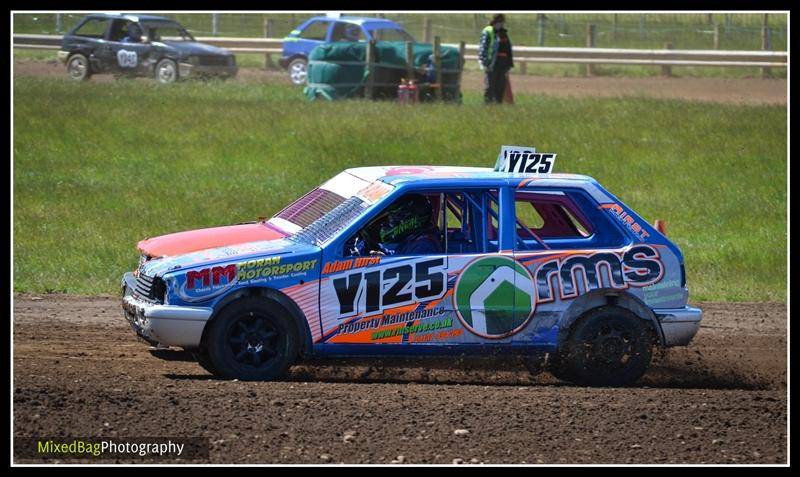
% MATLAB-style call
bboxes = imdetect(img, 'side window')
[443,189,499,254]
[73,18,108,38]
[342,189,501,257]
[109,20,132,42]
[330,22,363,42]
[299,21,331,41]
[343,193,443,257]
[514,191,594,250]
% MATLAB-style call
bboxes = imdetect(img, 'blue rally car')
[122,146,702,386]
[57,13,238,83]
[280,15,415,85]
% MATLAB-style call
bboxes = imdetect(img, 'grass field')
[13,77,786,301]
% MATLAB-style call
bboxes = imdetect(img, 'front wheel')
[553,306,654,386]
[205,297,298,380]
[288,57,307,85]
[155,58,178,84]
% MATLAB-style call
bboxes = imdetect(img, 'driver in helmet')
[355,194,442,256]
[122,23,142,43]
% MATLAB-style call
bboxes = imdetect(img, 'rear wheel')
[553,306,654,386]
[205,297,298,381]
[67,54,91,81]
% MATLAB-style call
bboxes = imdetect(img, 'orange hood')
[137,222,287,257]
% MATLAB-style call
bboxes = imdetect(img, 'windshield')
[268,171,394,245]
[143,21,195,42]
[368,28,414,42]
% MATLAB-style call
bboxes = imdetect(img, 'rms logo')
[533,245,664,302]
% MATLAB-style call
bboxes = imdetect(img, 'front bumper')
[57,50,70,65]
[121,273,212,348]
[178,63,238,79]
[278,56,290,69]
[655,306,703,346]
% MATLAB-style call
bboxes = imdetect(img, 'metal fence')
[13,12,788,52]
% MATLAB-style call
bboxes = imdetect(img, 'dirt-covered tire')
[67,53,91,81]
[155,58,178,84]
[553,306,654,387]
[205,296,298,381]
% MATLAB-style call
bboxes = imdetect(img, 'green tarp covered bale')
[304,41,462,102]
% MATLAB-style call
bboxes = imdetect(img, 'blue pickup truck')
[280,15,415,84]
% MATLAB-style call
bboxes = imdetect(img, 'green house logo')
[453,256,536,338]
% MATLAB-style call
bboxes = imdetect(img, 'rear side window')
[514,191,594,250]
[73,18,108,38]
[300,21,330,40]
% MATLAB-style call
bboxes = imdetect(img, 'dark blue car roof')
[86,13,175,22]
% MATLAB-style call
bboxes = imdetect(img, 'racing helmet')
[379,194,433,243]
[126,23,142,41]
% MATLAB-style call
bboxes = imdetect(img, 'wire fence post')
[433,35,442,101]
[761,26,772,78]
[458,40,466,96]
[423,18,432,43]
[713,23,720,49]
[55,13,62,34]
[639,15,646,39]
[262,19,274,69]
[585,24,596,77]
[212,13,219,36]
[611,14,617,41]
[537,14,546,46]
[706,13,713,25]
[661,42,673,77]
[365,39,375,100]
[405,41,414,83]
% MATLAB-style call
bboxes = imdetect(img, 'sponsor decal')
[322,256,381,275]
[453,256,536,339]
[494,145,556,174]
[236,257,317,281]
[356,181,394,205]
[117,50,138,68]
[642,279,683,305]
[600,203,651,241]
[336,306,447,336]
[534,245,664,302]
[328,258,447,319]
[177,257,318,303]
[371,318,453,341]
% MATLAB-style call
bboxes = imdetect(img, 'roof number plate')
[494,145,557,174]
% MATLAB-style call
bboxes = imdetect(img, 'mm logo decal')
[453,256,536,339]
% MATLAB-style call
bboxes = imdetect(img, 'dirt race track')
[13,60,787,105]
[13,294,786,464]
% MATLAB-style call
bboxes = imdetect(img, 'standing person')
[478,14,514,104]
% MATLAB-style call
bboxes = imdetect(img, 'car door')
[318,186,521,347]
[95,19,153,75]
